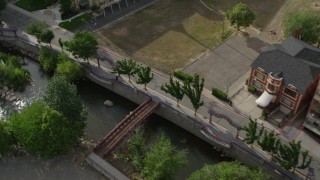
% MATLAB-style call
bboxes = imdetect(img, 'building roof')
[252,37,320,93]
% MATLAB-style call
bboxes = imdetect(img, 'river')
[0,57,226,179]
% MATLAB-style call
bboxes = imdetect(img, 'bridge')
[0,28,18,40]
[94,98,159,158]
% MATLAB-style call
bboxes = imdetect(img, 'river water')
[0,58,226,179]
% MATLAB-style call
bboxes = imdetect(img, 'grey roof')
[252,37,320,93]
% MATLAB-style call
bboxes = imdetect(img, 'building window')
[252,80,263,89]
[267,83,275,92]
[283,87,297,99]
[281,96,294,108]
[254,70,265,81]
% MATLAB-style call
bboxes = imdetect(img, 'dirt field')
[285,0,320,14]
[95,0,285,73]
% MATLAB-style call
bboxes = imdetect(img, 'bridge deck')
[94,99,159,157]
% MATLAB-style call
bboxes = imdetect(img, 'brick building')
[248,37,320,134]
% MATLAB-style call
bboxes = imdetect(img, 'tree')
[39,47,59,73]
[276,141,312,172]
[226,3,256,30]
[43,75,87,140]
[64,30,98,62]
[40,30,55,48]
[58,38,64,50]
[242,118,264,147]
[283,12,320,46]
[258,130,281,160]
[59,0,72,16]
[112,59,138,83]
[127,128,147,171]
[161,75,184,107]
[0,0,7,11]
[142,135,187,179]
[188,161,269,180]
[55,60,84,82]
[0,121,14,156]
[27,22,49,44]
[183,74,204,116]
[135,66,153,90]
[9,101,77,157]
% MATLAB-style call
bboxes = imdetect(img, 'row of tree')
[0,76,87,157]
[111,59,205,116]
[242,118,312,172]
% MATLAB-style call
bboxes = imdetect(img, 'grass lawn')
[96,0,231,73]
[202,0,286,29]
[59,14,93,31]
[15,0,57,12]
[285,0,320,14]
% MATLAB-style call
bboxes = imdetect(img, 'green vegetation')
[226,3,256,30]
[15,0,56,11]
[126,130,187,179]
[248,85,256,93]
[142,135,187,179]
[55,60,84,82]
[10,101,72,157]
[39,47,59,73]
[183,74,204,116]
[242,118,264,147]
[43,76,87,140]
[59,14,92,31]
[212,88,228,101]
[161,75,185,107]
[258,131,280,160]
[135,66,153,90]
[242,119,313,171]
[283,12,320,46]
[112,59,138,82]
[0,0,7,11]
[127,128,147,171]
[64,30,98,62]
[276,141,312,172]
[174,70,193,83]
[0,121,14,156]
[0,53,30,90]
[188,161,270,180]
[27,22,54,46]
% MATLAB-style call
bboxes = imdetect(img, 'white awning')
[256,91,273,107]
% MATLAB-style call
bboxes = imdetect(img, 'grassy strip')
[15,0,57,12]
[59,14,92,31]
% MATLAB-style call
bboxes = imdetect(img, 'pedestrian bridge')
[94,98,159,158]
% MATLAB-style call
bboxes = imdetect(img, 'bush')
[262,110,269,117]
[39,47,59,73]
[212,88,228,101]
[173,70,193,82]
[0,54,31,90]
[248,85,256,93]
[58,13,92,30]
[55,60,84,82]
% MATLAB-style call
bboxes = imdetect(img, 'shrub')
[39,47,59,73]
[262,110,269,117]
[55,60,84,82]
[248,85,256,93]
[174,70,193,82]
[212,88,228,101]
